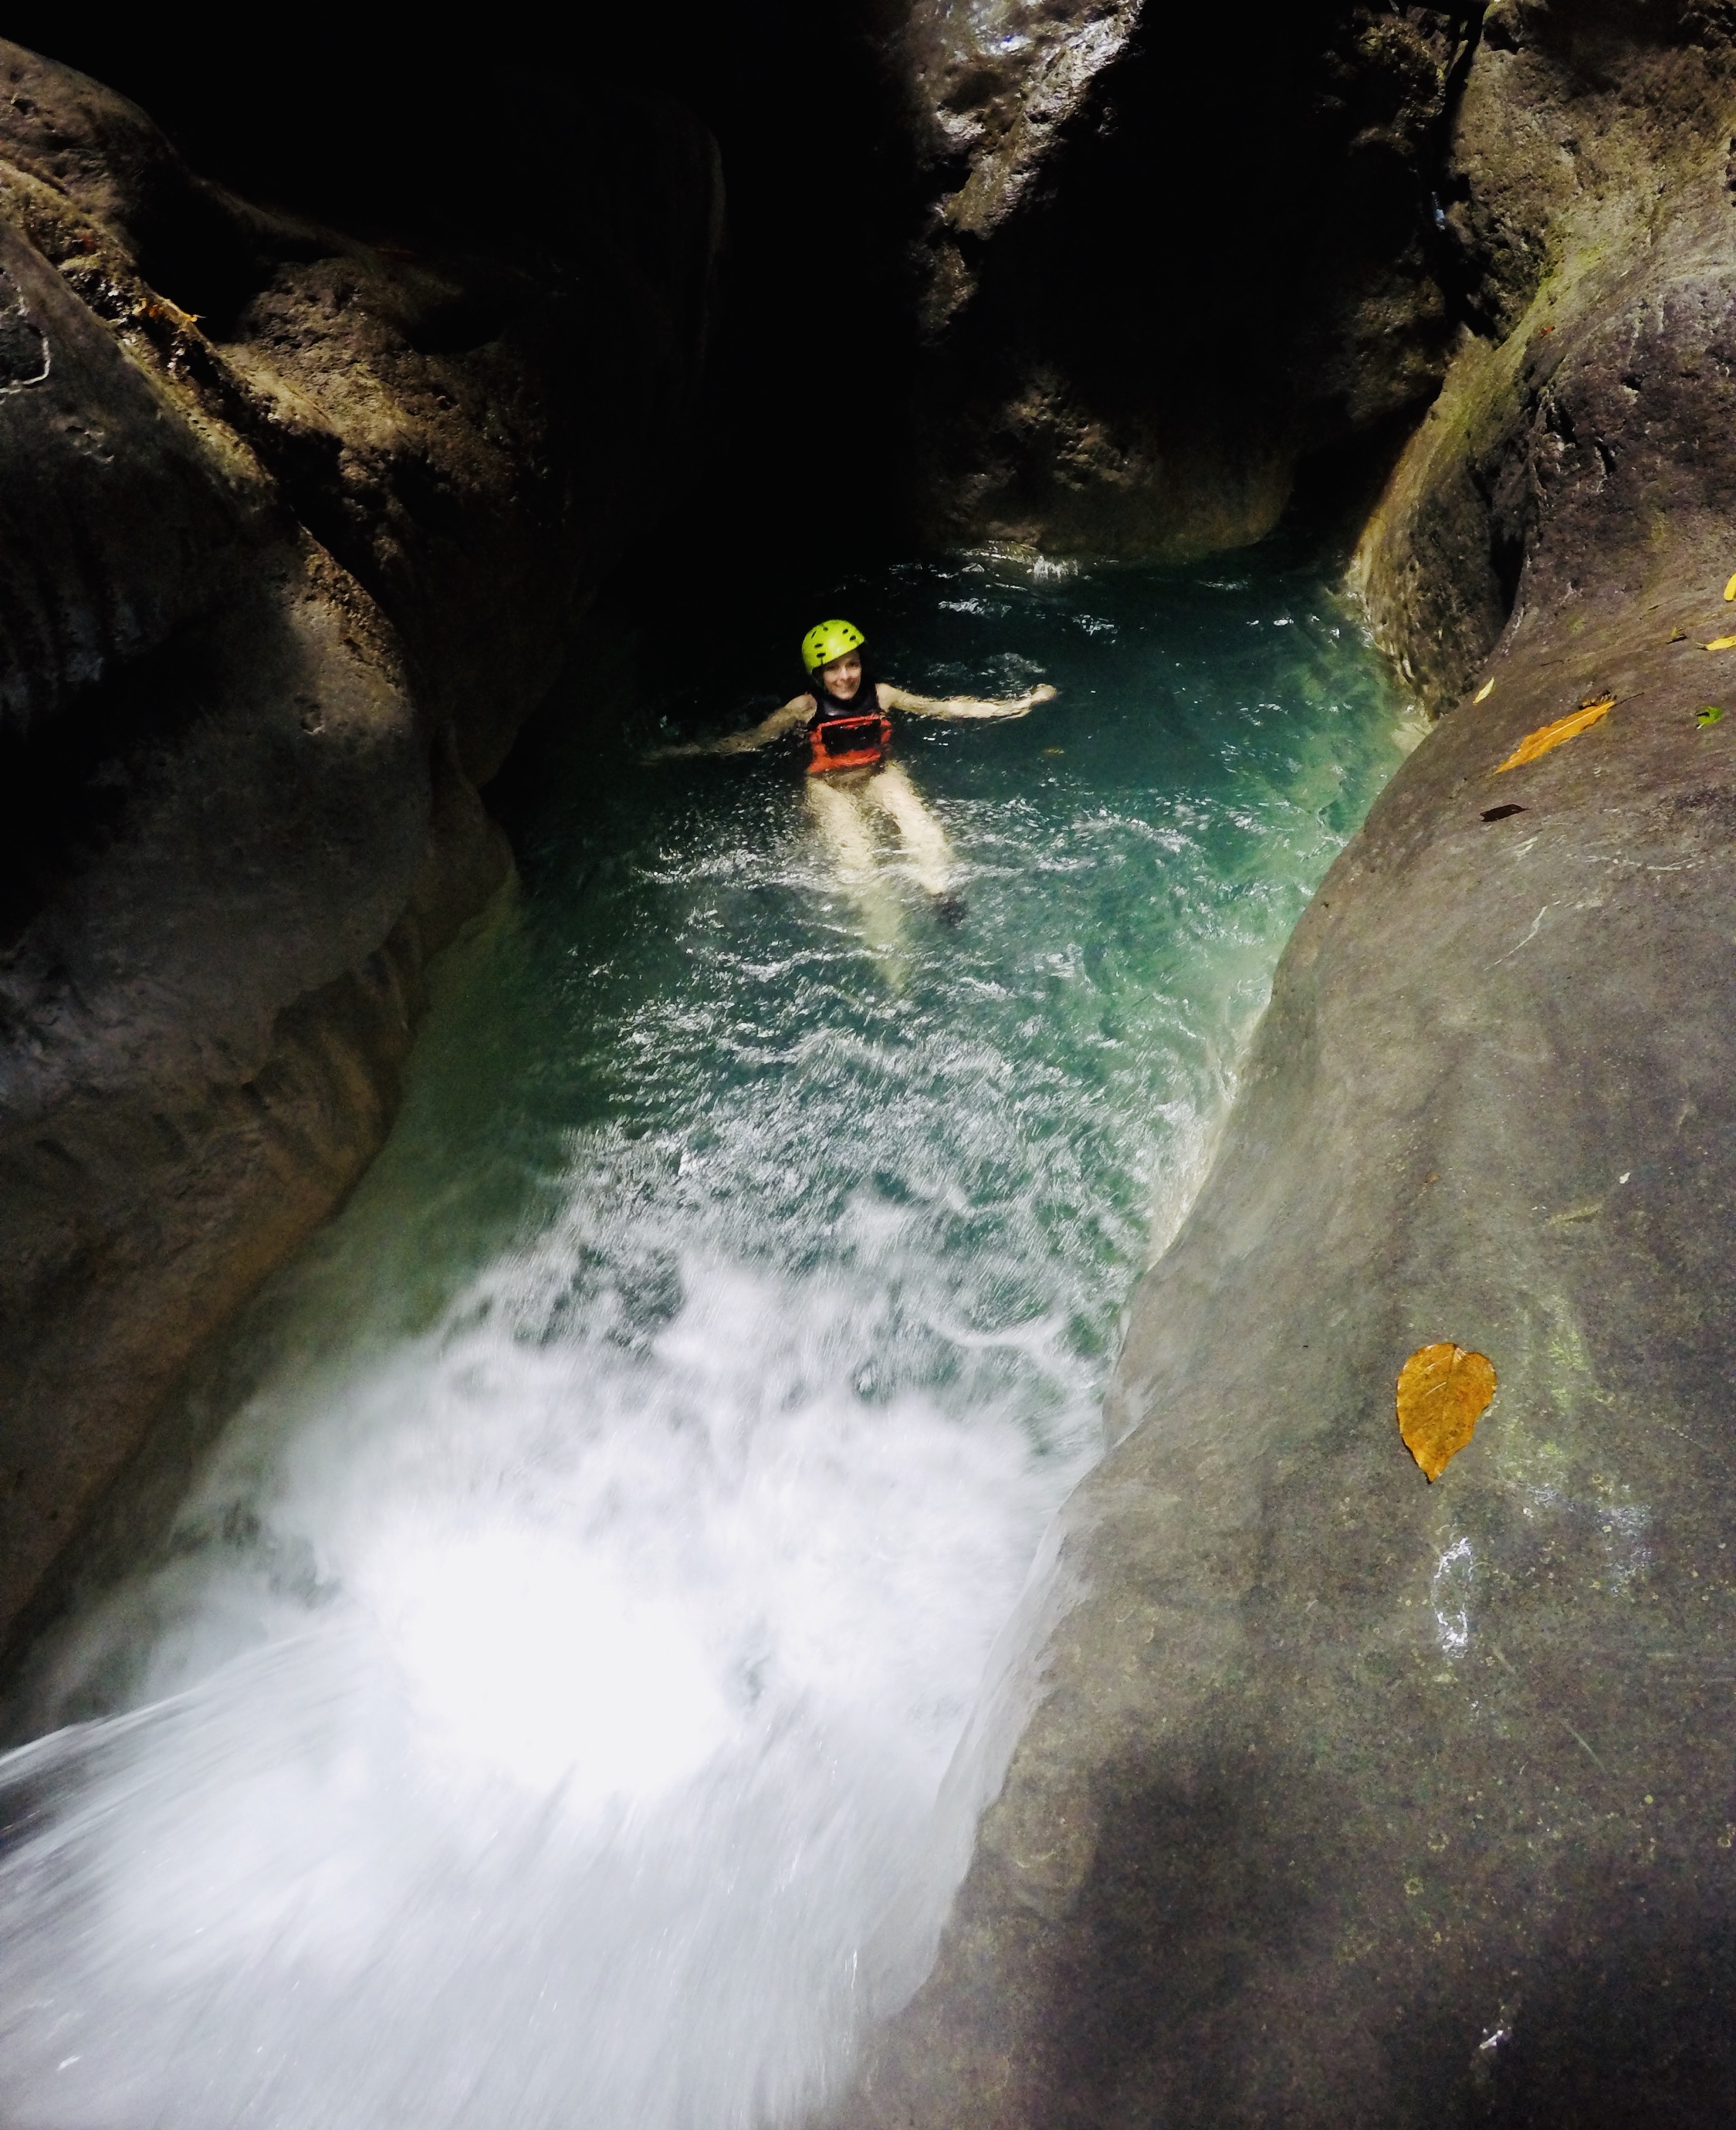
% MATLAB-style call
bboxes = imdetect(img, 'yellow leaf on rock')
[1723,572,1736,601]
[1494,696,1615,771]
[1473,678,1494,703]
[1707,636,1736,652]
[1397,1343,1497,1482]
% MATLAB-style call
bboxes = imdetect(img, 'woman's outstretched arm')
[645,695,814,760]
[879,681,1056,721]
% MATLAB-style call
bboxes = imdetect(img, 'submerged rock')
[0,43,722,1651]
[840,8,1736,2125]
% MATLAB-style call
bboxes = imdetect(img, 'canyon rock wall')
[841,6,1736,2125]
[0,45,722,1653]
[883,2,1478,555]
[1354,0,1736,706]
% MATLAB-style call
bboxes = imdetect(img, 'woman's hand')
[987,683,1058,720]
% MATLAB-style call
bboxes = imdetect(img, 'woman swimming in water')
[650,619,1055,916]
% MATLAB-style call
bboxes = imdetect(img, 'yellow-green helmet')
[801,618,865,674]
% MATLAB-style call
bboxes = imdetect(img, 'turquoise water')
[0,547,1413,2129]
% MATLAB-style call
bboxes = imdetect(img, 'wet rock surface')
[1355,0,1736,708]
[883,2,1474,555]
[839,7,1736,2125]
[0,43,721,1651]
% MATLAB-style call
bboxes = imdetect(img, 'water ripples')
[0,547,1413,2128]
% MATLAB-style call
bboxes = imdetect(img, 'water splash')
[0,549,1408,2128]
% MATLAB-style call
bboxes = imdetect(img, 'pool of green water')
[330,540,1416,1429]
[0,541,1416,2130]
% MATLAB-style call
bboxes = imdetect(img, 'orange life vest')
[805,708,892,775]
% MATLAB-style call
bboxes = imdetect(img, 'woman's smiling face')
[820,652,862,701]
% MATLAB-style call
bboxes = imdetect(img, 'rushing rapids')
[0,546,1412,2130]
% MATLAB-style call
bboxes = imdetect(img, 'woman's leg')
[804,773,878,878]
[864,762,953,896]
[805,772,908,974]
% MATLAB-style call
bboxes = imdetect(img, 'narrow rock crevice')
[4,11,1736,2125]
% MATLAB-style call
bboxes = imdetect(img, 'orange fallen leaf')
[1706,635,1736,652]
[1494,696,1615,771]
[1397,1343,1497,1482]
[1472,677,1494,703]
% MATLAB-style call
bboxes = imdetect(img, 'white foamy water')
[0,1261,1060,2129]
[0,553,1409,2128]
